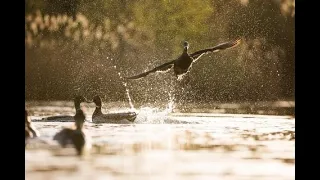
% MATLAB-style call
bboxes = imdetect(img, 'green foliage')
[77,0,133,25]
[25,0,45,14]
[132,0,213,55]
[25,0,294,102]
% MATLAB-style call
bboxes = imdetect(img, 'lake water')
[25,101,295,180]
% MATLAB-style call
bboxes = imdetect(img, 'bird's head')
[183,41,189,50]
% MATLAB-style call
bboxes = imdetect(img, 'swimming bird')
[125,38,241,80]
[53,109,89,156]
[41,96,90,122]
[92,95,137,124]
[25,110,40,139]
[25,110,40,147]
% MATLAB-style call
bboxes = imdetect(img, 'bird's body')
[125,38,241,79]
[25,110,40,138]
[25,110,40,147]
[174,50,194,76]
[53,109,88,156]
[92,110,137,124]
[92,95,137,124]
[41,96,89,122]
[41,115,75,122]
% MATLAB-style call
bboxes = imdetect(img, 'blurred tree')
[132,0,213,56]
[25,0,46,14]
[25,0,294,103]
[42,0,79,19]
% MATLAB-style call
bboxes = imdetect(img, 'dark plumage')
[41,96,90,122]
[126,38,241,79]
[92,95,137,123]
[53,109,87,155]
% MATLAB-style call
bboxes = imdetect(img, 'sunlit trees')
[25,0,294,103]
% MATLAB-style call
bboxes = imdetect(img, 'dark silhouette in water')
[53,109,88,155]
[125,38,241,80]
[41,96,90,122]
[92,95,137,123]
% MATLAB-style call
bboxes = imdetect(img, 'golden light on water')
[26,0,294,179]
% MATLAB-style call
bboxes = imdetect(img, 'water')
[25,101,295,180]
[123,81,135,110]
[113,64,136,110]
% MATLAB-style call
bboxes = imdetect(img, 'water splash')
[132,78,178,124]
[123,81,134,110]
[134,107,170,124]
[176,70,190,81]
[111,63,183,123]
[112,65,135,111]
[166,79,176,113]
[177,74,185,81]
[166,92,175,113]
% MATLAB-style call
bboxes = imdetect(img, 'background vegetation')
[25,0,295,105]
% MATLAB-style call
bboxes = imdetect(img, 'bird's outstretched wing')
[190,38,241,61]
[125,60,175,80]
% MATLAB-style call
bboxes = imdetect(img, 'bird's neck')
[74,102,81,111]
[93,106,102,118]
[76,122,84,130]
[184,47,188,53]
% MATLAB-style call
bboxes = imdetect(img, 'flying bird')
[125,38,241,80]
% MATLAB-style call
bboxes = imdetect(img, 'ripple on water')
[26,103,294,180]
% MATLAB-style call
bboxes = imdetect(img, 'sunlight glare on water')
[25,101,294,180]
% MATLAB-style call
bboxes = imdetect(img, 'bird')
[41,96,90,122]
[25,110,40,138]
[125,38,241,80]
[53,109,89,156]
[25,109,40,147]
[92,95,137,124]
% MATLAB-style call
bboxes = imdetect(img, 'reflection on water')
[25,101,295,180]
